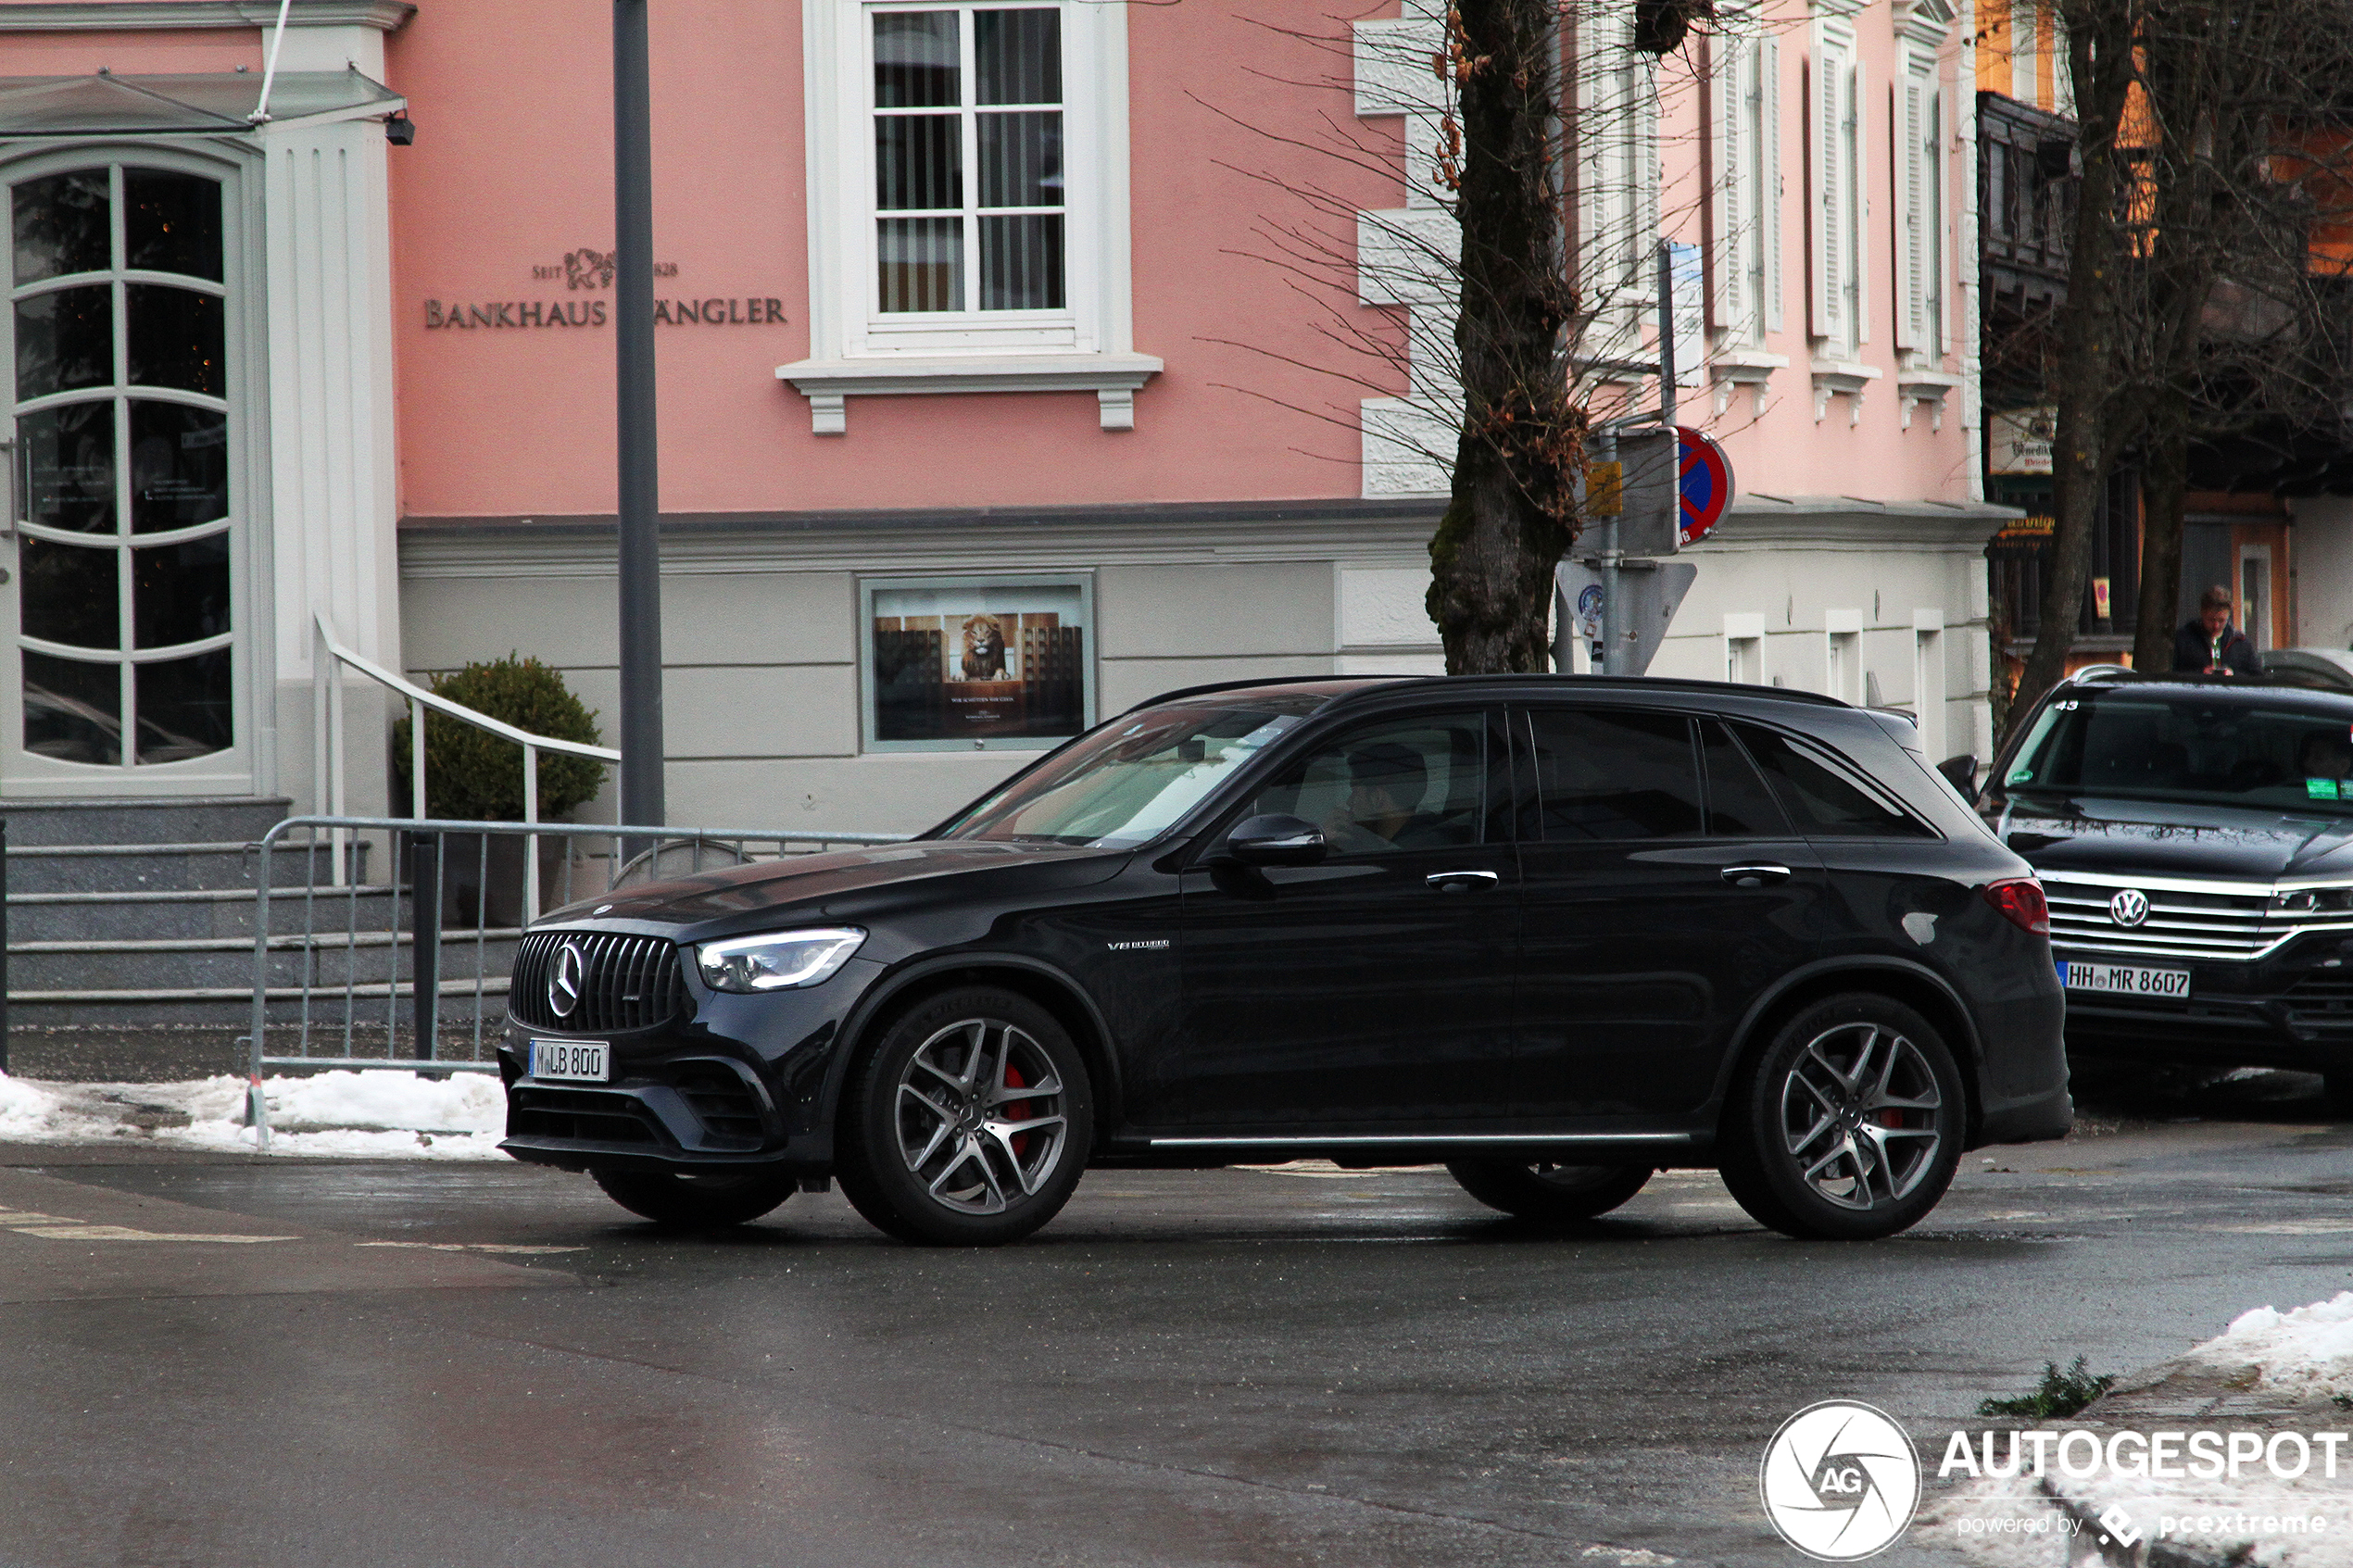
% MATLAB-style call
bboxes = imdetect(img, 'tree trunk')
[2012,3,2137,722]
[2133,427,2188,673]
[1426,0,1579,674]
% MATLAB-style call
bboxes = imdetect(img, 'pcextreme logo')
[1759,1401,1922,1561]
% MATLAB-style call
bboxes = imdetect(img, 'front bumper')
[2057,934,2353,1070]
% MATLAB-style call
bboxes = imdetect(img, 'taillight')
[1983,877,2050,935]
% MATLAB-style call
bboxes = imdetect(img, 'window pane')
[975,9,1061,105]
[1734,722,1932,837]
[14,285,111,400]
[979,214,1063,309]
[126,284,223,396]
[1248,714,1489,856]
[1527,708,1704,840]
[129,401,227,533]
[21,536,119,650]
[875,114,963,210]
[979,110,1062,207]
[22,649,120,765]
[878,217,963,311]
[19,401,116,533]
[12,170,109,284]
[132,531,231,648]
[135,646,232,763]
[1701,720,1790,835]
[875,12,960,107]
[124,169,221,282]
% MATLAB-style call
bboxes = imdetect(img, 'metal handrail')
[243,814,910,1148]
[312,609,626,915]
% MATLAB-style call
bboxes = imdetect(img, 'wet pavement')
[3,1068,2351,1567]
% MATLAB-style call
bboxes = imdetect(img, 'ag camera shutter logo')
[1759,1400,1920,1560]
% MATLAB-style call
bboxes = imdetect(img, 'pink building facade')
[0,0,2007,828]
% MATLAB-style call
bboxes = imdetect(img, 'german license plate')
[530,1038,610,1082]
[2058,960,2191,999]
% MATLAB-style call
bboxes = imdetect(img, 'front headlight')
[695,928,866,993]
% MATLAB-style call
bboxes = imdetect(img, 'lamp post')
[613,0,665,830]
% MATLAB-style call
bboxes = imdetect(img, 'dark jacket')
[2174,618,2260,676]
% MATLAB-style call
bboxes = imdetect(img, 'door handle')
[1721,863,1792,888]
[1427,870,1502,892]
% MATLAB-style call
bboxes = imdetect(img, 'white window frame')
[1574,0,1660,372]
[1709,19,1780,345]
[1824,608,1863,703]
[2010,0,2039,104]
[1806,11,1865,359]
[1911,610,1945,760]
[787,0,1157,433]
[1894,40,1944,357]
[1724,613,1768,684]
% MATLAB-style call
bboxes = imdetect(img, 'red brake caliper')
[1003,1062,1032,1160]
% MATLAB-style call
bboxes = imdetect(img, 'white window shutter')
[1925,85,1944,352]
[1845,53,1867,347]
[1895,69,1925,349]
[1763,35,1782,333]
[1808,47,1840,339]
[1710,37,1741,331]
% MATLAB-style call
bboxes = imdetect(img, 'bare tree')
[1203,0,1721,674]
[2012,0,2353,711]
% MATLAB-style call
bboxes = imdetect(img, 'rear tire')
[1446,1160,1652,1221]
[1718,994,1964,1241]
[836,986,1092,1246]
[590,1167,796,1227]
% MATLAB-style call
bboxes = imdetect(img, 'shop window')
[860,575,1092,752]
[789,0,1154,432]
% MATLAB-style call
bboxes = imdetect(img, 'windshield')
[935,696,1327,846]
[2003,692,2353,813]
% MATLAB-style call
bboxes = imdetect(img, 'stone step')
[1,840,359,896]
[5,885,407,943]
[6,930,522,992]
[0,796,292,847]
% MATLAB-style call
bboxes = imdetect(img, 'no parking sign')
[1678,426,1734,546]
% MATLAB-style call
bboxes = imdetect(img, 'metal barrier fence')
[243,814,905,1145]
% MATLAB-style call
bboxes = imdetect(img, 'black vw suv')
[498,676,2070,1245]
[1983,667,2353,1099]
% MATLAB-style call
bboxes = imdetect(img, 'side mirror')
[1225,813,1327,867]
[1936,754,1980,798]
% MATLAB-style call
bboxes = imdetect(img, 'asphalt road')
[2,1067,2350,1568]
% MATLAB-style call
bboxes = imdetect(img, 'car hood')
[1988,792,2353,884]
[537,839,1132,936]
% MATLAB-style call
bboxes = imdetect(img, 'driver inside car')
[1323,742,1445,853]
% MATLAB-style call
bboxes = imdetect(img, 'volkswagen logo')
[549,941,586,1019]
[2108,888,2151,928]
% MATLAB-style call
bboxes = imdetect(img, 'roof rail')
[1120,671,1851,719]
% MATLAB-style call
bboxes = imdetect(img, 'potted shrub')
[392,656,606,927]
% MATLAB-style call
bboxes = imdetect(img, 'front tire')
[1718,995,1964,1240]
[1446,1160,1652,1221]
[590,1167,796,1227]
[836,987,1093,1246]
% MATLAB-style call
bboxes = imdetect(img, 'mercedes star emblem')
[2108,888,2150,928]
[550,941,585,1018]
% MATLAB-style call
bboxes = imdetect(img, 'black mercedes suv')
[497,676,2070,1245]
[1983,667,2353,1098]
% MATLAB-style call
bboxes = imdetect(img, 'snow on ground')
[0,1070,507,1159]
[2191,1292,2353,1400]
[1931,1291,2353,1566]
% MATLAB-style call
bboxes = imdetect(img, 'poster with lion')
[869,583,1088,745]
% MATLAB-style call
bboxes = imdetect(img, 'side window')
[1701,720,1791,835]
[1244,711,1491,856]
[1525,708,1705,841]
[1732,721,1934,838]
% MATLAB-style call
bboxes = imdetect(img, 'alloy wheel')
[1778,1022,1945,1211]
[894,1018,1070,1215]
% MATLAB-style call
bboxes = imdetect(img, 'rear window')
[1732,722,1934,838]
[1525,708,1705,840]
